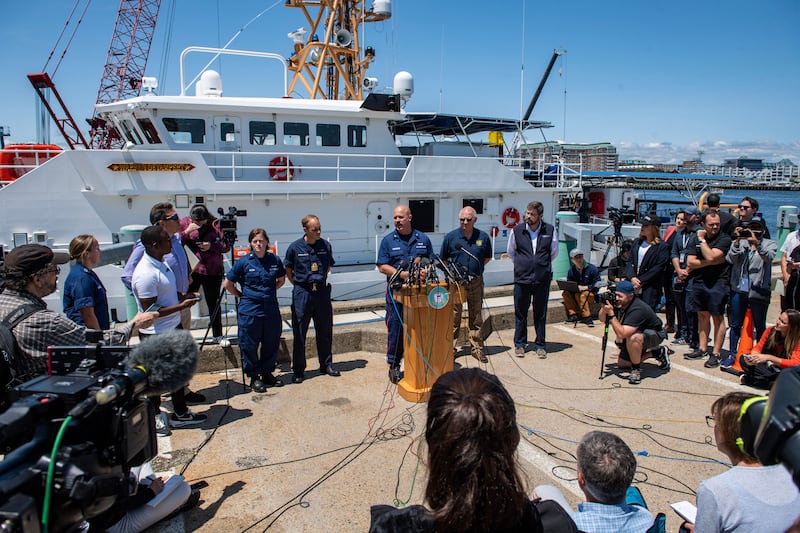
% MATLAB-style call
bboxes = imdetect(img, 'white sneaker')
[155,412,171,436]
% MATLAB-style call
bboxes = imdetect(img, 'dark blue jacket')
[511,222,555,284]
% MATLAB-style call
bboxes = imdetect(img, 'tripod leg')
[599,316,611,379]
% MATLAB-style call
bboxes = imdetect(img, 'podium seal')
[427,286,449,309]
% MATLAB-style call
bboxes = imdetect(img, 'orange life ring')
[502,207,520,228]
[490,225,500,237]
[268,156,294,181]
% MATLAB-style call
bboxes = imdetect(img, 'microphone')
[455,243,481,264]
[434,255,459,283]
[96,330,199,406]
[389,260,409,287]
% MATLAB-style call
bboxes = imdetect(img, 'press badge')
[739,276,750,292]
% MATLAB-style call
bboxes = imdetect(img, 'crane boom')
[522,49,565,122]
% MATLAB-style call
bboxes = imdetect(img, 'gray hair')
[577,431,636,504]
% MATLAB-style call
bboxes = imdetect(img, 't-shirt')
[131,253,180,334]
[687,230,732,286]
[694,464,800,533]
[619,296,663,332]
[781,229,800,259]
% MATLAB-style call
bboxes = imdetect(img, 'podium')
[394,282,459,402]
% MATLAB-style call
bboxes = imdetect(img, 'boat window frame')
[249,120,277,146]
[219,121,236,142]
[119,118,143,145]
[284,122,310,147]
[315,123,341,147]
[347,125,367,148]
[136,117,162,144]
[161,117,207,144]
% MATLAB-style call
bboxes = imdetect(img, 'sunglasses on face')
[459,218,473,222]
[160,213,179,222]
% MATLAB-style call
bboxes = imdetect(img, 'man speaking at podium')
[441,206,492,362]
[377,205,434,384]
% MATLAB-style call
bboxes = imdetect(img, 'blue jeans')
[513,282,549,350]
[728,291,768,355]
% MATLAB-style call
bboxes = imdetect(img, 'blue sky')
[2,0,798,165]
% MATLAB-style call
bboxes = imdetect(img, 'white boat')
[0,1,607,321]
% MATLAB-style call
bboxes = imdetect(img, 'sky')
[1,0,799,166]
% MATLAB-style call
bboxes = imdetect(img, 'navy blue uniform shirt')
[226,252,286,316]
[284,237,335,285]
[377,229,434,274]
[440,228,492,277]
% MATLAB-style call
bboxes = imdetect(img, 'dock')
[138,280,789,533]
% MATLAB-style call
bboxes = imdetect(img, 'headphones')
[736,395,769,454]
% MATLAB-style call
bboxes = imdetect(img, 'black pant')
[139,327,189,415]
[189,273,224,338]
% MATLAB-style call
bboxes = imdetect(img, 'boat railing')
[0,145,63,184]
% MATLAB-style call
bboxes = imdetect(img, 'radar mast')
[285,0,390,100]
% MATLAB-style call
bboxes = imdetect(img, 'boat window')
[120,119,143,145]
[347,125,367,148]
[136,117,162,144]
[463,199,484,214]
[409,199,435,233]
[316,124,340,147]
[284,122,309,146]
[250,121,276,146]
[220,122,236,142]
[162,118,206,144]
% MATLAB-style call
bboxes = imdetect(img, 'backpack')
[0,303,42,392]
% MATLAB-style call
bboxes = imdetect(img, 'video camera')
[217,206,247,245]
[0,329,198,532]
[596,283,617,306]
[739,366,800,488]
[606,206,633,235]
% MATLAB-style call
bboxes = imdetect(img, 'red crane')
[28,0,161,149]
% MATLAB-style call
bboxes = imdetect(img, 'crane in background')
[27,0,161,150]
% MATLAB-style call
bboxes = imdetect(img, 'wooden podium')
[394,282,458,402]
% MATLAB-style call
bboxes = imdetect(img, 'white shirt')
[132,253,180,334]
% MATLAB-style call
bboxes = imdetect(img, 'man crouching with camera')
[598,280,670,384]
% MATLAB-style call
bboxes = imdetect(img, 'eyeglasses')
[38,265,60,276]
[160,213,180,222]
[738,205,752,210]
[459,218,473,222]
[705,415,715,428]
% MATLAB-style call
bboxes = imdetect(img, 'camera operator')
[725,216,776,365]
[598,280,669,385]
[0,244,156,379]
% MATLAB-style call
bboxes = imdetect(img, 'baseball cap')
[3,244,69,278]
[684,206,700,216]
[615,280,635,294]
[639,215,661,227]
[747,216,765,229]
[569,248,584,259]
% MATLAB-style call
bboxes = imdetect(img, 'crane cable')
[43,0,93,77]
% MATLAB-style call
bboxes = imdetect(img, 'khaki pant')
[453,277,484,349]
[563,290,594,319]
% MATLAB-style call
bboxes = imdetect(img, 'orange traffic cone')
[731,308,755,373]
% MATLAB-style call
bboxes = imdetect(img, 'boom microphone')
[94,330,199,406]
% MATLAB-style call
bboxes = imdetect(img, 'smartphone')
[146,303,163,313]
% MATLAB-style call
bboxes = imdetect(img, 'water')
[633,188,796,238]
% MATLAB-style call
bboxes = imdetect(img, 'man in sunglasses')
[122,202,191,329]
[733,196,771,239]
[440,206,492,362]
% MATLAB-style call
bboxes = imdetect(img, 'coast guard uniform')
[377,229,434,367]
[226,252,286,378]
[284,236,335,376]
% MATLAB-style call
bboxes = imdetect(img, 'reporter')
[369,368,576,532]
[0,244,156,378]
[739,309,800,389]
[690,392,800,532]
